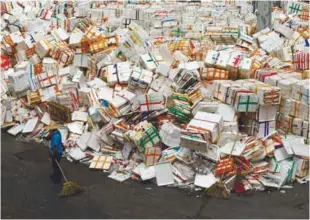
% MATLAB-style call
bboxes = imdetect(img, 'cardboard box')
[302,121,309,138]
[201,68,229,81]
[253,84,281,105]
[238,57,253,79]
[291,80,308,101]
[204,50,219,67]
[289,99,309,120]
[226,51,243,80]
[215,50,231,70]
[228,88,259,112]
[7,70,29,93]
[140,53,158,71]
[187,111,223,143]
[212,80,237,102]
[138,92,165,112]
[277,113,293,133]
[253,120,276,138]
[291,117,303,136]
[125,120,161,152]
[106,62,132,86]
[129,67,153,92]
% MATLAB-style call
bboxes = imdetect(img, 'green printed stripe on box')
[138,126,160,152]
[184,134,203,140]
[289,3,303,14]
[172,94,189,102]
[168,107,190,122]
[236,95,258,112]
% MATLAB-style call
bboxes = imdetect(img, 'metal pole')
[253,0,281,31]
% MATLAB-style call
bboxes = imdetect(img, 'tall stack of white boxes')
[278,78,309,138]
[253,70,309,139]
[236,78,281,138]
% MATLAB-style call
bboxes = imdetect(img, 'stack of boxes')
[278,79,309,138]
[212,80,259,113]
[212,79,283,138]
[204,49,254,80]
[254,69,309,138]
[237,79,281,138]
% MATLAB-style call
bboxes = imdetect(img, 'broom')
[52,155,85,197]
[206,134,239,199]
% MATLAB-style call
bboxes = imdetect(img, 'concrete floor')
[1,132,309,219]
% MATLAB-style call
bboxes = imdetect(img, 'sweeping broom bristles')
[52,153,85,197]
[59,181,85,197]
[206,181,229,199]
[206,134,240,199]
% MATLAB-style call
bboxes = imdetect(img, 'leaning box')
[124,121,161,152]
[144,147,161,166]
[215,157,235,176]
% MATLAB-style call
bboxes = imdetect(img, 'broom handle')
[55,159,69,182]
[50,149,68,182]
[220,133,239,181]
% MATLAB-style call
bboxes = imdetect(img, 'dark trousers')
[51,153,62,184]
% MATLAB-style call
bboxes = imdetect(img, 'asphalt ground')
[1,132,309,219]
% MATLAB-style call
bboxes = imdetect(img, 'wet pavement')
[1,132,309,219]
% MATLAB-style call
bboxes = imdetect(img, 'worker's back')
[49,130,64,184]
[50,130,64,155]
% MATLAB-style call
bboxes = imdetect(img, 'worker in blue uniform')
[48,129,64,184]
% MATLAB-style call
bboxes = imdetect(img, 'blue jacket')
[50,130,64,155]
